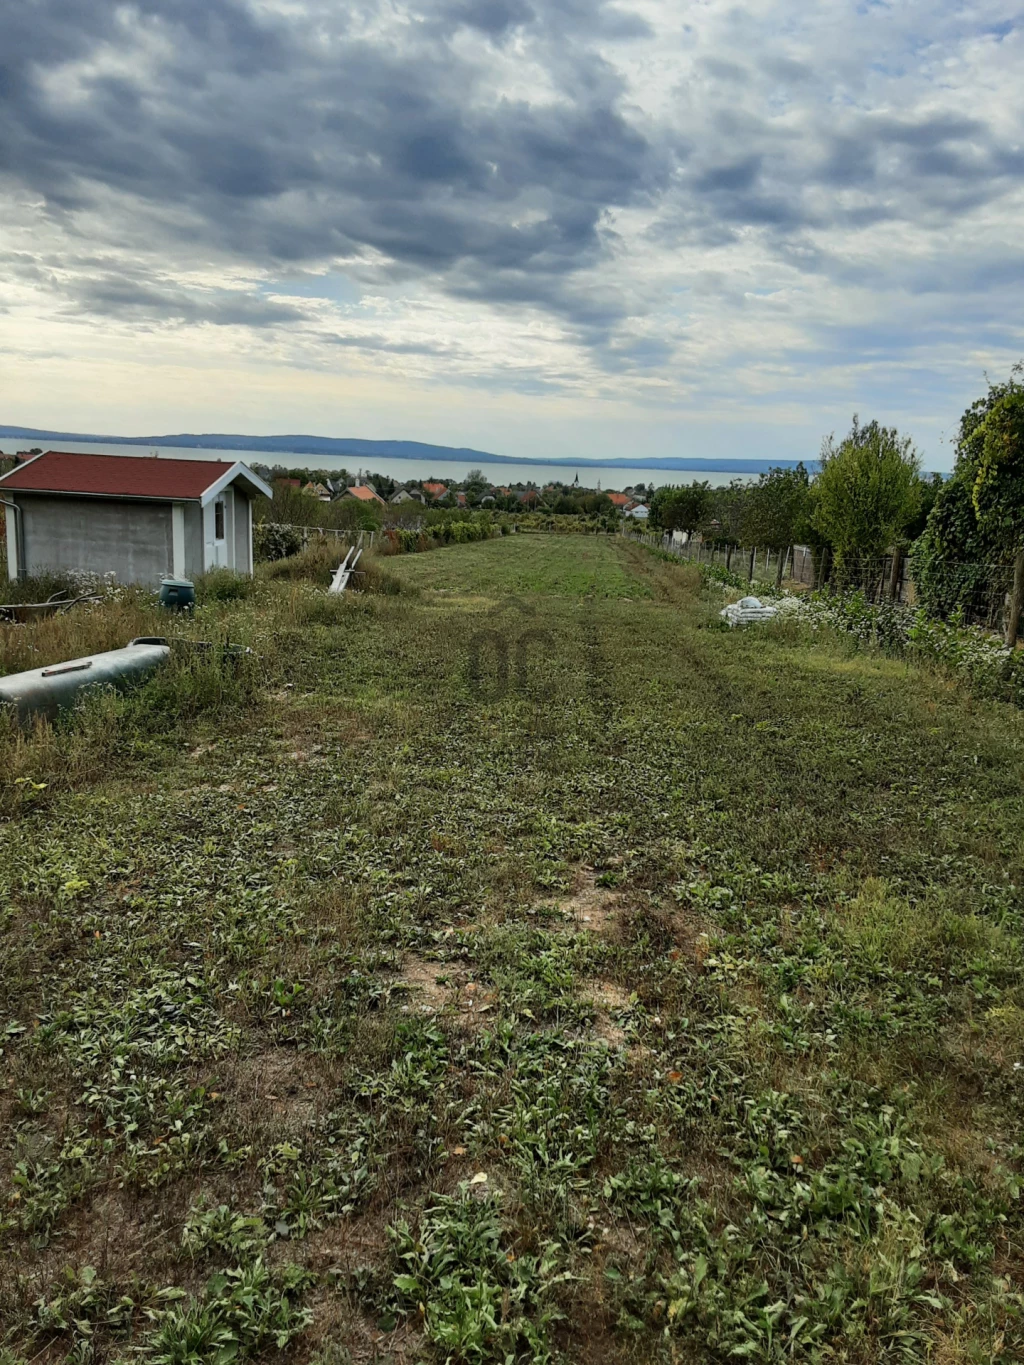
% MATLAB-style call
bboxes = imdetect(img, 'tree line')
[649,365,1024,619]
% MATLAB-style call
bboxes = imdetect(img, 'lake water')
[0,439,757,491]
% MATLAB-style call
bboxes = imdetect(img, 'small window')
[214,500,225,540]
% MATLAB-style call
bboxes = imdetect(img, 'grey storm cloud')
[1,0,1022,349]
[68,275,308,328]
[1,0,661,318]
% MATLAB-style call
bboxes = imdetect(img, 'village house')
[302,481,333,501]
[421,481,448,500]
[0,450,271,583]
[342,481,386,507]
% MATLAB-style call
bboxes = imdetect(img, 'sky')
[1,1,1023,471]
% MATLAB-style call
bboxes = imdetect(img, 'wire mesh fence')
[628,530,1019,637]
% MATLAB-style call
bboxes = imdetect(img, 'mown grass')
[1,535,1024,1363]
[384,532,642,600]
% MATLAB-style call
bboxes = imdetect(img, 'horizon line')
[0,425,809,474]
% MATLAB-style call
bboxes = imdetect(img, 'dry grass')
[0,590,167,675]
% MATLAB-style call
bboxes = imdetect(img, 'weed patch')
[3,535,1024,1362]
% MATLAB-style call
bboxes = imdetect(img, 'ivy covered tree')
[912,366,1023,624]
[972,389,1024,546]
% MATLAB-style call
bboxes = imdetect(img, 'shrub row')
[775,591,1024,707]
[377,519,502,556]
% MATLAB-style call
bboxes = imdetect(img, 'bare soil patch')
[396,955,451,1014]
[220,1047,324,1134]
[557,869,622,935]
[396,956,498,1026]
[582,978,635,1047]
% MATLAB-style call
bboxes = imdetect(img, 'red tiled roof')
[607,491,632,507]
[345,484,384,504]
[0,450,234,500]
[422,481,447,497]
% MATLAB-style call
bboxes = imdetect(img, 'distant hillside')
[0,426,806,474]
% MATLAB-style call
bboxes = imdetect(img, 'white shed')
[1,450,272,584]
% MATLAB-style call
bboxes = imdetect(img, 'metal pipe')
[0,497,26,581]
[0,637,171,724]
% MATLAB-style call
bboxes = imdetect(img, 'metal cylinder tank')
[0,637,171,724]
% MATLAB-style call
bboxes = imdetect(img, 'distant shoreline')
[0,426,808,476]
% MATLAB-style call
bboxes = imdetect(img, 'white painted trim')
[4,503,17,578]
[213,496,228,568]
[171,502,185,577]
[226,488,235,570]
[198,461,273,506]
[203,501,215,572]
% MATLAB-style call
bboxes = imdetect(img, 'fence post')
[748,547,755,582]
[1005,547,1024,647]
[887,546,903,601]
[775,547,786,589]
[819,545,831,591]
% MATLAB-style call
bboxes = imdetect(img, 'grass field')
[383,533,644,600]
[2,535,1024,1364]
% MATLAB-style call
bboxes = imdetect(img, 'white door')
[213,498,227,567]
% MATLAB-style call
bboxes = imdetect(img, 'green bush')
[258,540,341,583]
[195,569,254,603]
[254,522,301,563]
[780,591,1024,707]
[0,569,104,605]
[377,518,499,556]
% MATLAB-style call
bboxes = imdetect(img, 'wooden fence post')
[888,546,903,601]
[748,547,755,581]
[1005,547,1024,648]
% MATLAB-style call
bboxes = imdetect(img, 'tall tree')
[742,464,811,585]
[710,480,749,546]
[972,389,1024,547]
[649,482,712,534]
[912,366,1023,624]
[813,418,920,564]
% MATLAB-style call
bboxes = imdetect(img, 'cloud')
[68,275,308,328]
[0,1,1022,462]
